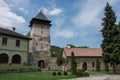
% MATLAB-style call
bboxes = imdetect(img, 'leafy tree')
[68,44,89,48]
[50,45,62,57]
[57,55,63,66]
[96,59,100,72]
[71,52,77,75]
[101,2,119,73]
[26,31,30,37]
[50,45,63,66]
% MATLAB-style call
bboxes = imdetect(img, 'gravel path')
[66,75,120,80]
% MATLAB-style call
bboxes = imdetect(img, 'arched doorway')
[12,54,21,64]
[0,53,8,63]
[38,60,45,68]
[82,62,87,70]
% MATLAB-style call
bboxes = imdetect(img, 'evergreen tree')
[71,52,77,75]
[101,2,119,73]
[104,63,109,72]
[96,59,100,72]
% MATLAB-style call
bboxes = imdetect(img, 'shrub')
[23,62,26,66]
[82,72,89,76]
[77,69,85,72]
[52,72,56,76]
[64,71,68,75]
[57,71,62,75]
[104,63,109,72]
[75,70,89,77]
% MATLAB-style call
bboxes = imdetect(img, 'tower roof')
[35,12,50,21]
[29,12,51,27]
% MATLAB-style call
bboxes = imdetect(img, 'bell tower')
[29,12,51,68]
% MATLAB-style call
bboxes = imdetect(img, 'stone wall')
[49,57,62,71]
[0,68,41,74]
[29,22,51,68]
[64,57,107,71]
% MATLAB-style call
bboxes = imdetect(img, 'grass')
[0,71,76,80]
[88,71,120,75]
[0,65,39,69]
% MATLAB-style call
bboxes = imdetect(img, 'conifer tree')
[101,2,119,73]
[71,52,77,75]
[96,59,100,71]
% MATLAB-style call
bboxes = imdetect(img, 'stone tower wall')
[29,22,51,68]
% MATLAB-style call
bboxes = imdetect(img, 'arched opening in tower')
[38,60,45,68]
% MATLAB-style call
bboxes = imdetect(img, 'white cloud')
[19,7,28,14]
[0,0,25,29]
[72,0,105,29]
[40,7,63,16]
[55,29,74,38]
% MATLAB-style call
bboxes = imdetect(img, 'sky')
[0,0,120,48]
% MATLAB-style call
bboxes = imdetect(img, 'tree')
[101,2,119,73]
[69,44,89,48]
[71,52,77,75]
[26,31,30,37]
[104,63,109,72]
[96,59,100,72]
[57,55,63,66]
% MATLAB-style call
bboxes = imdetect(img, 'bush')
[64,71,68,75]
[57,71,62,75]
[75,70,89,77]
[52,72,56,76]
[23,62,26,66]
[77,69,85,72]
[104,63,109,72]
[82,72,89,76]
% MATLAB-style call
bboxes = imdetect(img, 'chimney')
[67,44,71,48]
[12,27,15,31]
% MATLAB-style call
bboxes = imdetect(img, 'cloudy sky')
[0,0,120,48]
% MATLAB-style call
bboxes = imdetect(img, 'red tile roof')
[63,48,102,57]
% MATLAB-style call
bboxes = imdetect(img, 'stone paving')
[66,75,120,80]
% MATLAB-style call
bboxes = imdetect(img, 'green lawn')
[88,71,120,75]
[0,65,38,69]
[0,71,76,80]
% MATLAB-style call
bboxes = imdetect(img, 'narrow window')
[16,40,20,47]
[92,62,94,67]
[2,37,7,45]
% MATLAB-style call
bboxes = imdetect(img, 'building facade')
[0,27,30,65]
[29,12,51,69]
[62,48,105,71]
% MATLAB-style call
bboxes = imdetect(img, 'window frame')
[16,40,20,47]
[2,37,8,45]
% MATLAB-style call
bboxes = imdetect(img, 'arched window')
[12,54,21,64]
[82,62,87,70]
[0,53,9,63]
[92,62,95,67]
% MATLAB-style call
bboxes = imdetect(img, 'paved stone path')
[67,75,120,80]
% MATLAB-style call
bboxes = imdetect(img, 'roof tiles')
[63,48,102,57]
